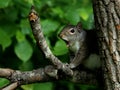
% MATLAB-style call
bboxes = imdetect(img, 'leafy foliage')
[0,0,97,90]
[0,28,12,50]
[14,40,33,62]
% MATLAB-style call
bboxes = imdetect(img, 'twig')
[28,6,73,76]
[0,68,14,78]
[1,82,18,90]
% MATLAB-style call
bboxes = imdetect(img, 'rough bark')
[93,0,120,90]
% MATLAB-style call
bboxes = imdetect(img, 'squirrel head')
[59,22,83,46]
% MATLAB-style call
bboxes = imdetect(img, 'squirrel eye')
[69,29,75,33]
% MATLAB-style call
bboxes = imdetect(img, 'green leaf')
[53,40,68,56]
[81,14,94,30]
[41,19,60,36]
[13,0,31,17]
[16,30,26,42]
[0,0,11,8]
[0,78,9,88]
[14,40,33,62]
[33,82,53,90]
[21,84,33,90]
[86,14,94,29]
[0,28,12,50]
[0,24,17,38]
[19,61,33,71]
[27,0,34,4]
[51,7,64,18]
[65,8,80,24]
[20,19,32,35]
[79,9,89,20]
[33,0,41,9]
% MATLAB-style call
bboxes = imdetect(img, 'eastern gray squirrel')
[59,22,101,70]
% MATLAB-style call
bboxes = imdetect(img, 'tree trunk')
[93,0,120,90]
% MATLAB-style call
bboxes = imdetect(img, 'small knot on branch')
[29,6,39,22]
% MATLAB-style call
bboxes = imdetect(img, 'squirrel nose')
[58,33,62,38]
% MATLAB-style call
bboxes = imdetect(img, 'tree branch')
[1,82,18,90]
[28,6,73,76]
[0,66,57,89]
[0,67,98,87]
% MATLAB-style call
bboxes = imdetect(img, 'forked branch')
[28,6,73,76]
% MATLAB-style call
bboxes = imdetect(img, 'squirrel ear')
[76,22,82,32]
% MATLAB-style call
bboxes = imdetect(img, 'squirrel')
[59,22,101,70]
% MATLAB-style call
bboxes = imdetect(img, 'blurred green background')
[0,0,98,90]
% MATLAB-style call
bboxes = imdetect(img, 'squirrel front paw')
[69,63,76,69]
[63,63,76,69]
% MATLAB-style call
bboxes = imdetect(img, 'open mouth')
[63,39,69,47]
[59,34,69,47]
